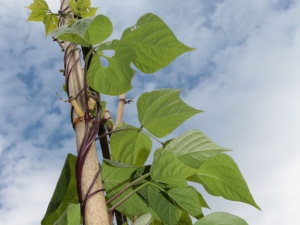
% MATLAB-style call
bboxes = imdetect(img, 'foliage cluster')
[26,0,260,224]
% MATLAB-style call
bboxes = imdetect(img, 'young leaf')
[110,122,152,166]
[26,0,49,11]
[101,160,149,217]
[41,154,78,225]
[69,0,98,18]
[50,15,113,46]
[54,204,81,225]
[137,89,202,138]
[193,154,260,210]
[44,14,59,36]
[142,185,182,225]
[87,40,136,95]
[27,10,47,22]
[150,148,199,184]
[167,187,203,219]
[165,129,229,168]
[120,13,195,73]
[194,212,248,225]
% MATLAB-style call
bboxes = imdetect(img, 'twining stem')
[106,172,151,205]
[108,182,149,214]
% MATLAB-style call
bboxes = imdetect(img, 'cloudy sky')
[1,0,299,224]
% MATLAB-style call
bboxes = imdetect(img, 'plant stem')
[106,172,150,205]
[140,130,164,145]
[108,182,149,214]
[96,128,141,141]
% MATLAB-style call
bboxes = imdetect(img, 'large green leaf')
[165,129,229,168]
[87,40,136,95]
[137,89,202,138]
[193,154,260,210]
[150,148,198,185]
[101,160,149,217]
[50,14,112,46]
[54,204,81,225]
[110,122,152,166]
[167,187,203,219]
[120,13,195,73]
[194,212,248,225]
[41,154,78,225]
[142,185,182,225]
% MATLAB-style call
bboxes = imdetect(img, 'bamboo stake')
[115,93,126,126]
[60,0,109,224]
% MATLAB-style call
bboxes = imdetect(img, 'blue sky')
[1,0,300,224]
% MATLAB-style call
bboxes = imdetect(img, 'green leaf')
[193,154,260,210]
[26,0,49,11]
[167,187,203,219]
[41,154,78,225]
[133,213,152,225]
[111,122,152,166]
[87,40,136,95]
[194,212,248,225]
[69,0,98,18]
[137,89,202,138]
[44,14,59,36]
[54,204,81,225]
[27,10,47,22]
[120,13,195,73]
[81,7,98,18]
[178,211,193,225]
[142,185,182,225]
[50,14,113,46]
[150,148,198,185]
[101,160,149,217]
[165,129,229,168]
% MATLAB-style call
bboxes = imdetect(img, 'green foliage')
[27,1,260,224]
[120,13,195,73]
[69,0,98,18]
[194,212,248,225]
[41,154,78,225]
[101,160,150,217]
[189,154,261,210]
[87,40,136,95]
[54,204,81,225]
[137,89,202,138]
[110,122,152,166]
[50,15,113,47]
[164,129,230,168]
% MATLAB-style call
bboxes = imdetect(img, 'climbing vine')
[26,0,260,225]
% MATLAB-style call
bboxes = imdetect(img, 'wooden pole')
[60,0,109,224]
